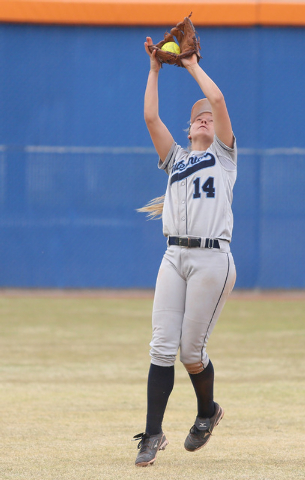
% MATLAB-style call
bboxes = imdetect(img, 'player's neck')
[190,138,212,152]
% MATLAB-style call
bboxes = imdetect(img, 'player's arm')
[144,37,174,163]
[182,55,234,149]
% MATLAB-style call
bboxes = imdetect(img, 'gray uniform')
[150,135,237,369]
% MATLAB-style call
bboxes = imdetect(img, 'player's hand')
[181,53,199,70]
[144,37,161,73]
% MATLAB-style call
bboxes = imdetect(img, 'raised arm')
[144,38,174,162]
[182,56,234,148]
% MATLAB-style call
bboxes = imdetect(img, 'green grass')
[0,294,304,479]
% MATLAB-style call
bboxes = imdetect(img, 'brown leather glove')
[148,14,201,68]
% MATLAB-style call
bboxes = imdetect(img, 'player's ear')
[188,135,192,140]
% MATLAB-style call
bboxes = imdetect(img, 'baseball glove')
[148,13,201,68]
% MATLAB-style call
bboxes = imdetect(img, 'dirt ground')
[0,288,305,300]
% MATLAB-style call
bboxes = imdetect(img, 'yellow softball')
[161,42,180,54]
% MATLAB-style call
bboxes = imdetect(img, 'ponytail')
[137,194,165,219]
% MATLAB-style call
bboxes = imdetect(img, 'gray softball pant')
[150,242,236,370]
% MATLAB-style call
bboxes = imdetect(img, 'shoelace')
[133,432,150,449]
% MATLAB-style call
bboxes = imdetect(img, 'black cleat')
[133,431,169,466]
[184,403,224,452]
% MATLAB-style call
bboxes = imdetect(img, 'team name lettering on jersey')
[170,152,215,185]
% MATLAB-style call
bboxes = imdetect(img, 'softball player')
[133,37,237,467]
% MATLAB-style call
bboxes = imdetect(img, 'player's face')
[190,112,214,143]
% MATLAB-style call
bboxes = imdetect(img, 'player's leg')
[180,250,236,451]
[148,251,186,434]
[134,249,186,466]
[188,359,215,418]
[181,250,236,368]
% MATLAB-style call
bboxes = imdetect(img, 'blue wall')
[0,24,304,288]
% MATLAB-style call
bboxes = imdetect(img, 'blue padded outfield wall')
[0,24,305,288]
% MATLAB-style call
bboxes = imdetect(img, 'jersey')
[158,134,237,242]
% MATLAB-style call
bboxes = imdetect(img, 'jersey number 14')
[193,177,215,199]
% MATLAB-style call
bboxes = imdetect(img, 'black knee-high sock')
[145,363,175,436]
[189,360,215,419]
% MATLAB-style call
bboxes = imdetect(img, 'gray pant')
[150,243,236,369]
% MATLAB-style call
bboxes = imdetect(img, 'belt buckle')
[178,237,188,247]
[207,238,214,249]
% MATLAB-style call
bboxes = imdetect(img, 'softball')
[161,42,180,54]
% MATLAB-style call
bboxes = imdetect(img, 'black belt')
[168,236,220,249]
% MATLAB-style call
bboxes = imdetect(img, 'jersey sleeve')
[212,134,237,171]
[158,142,186,175]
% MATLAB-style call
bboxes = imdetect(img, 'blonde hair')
[137,194,165,219]
[138,125,191,220]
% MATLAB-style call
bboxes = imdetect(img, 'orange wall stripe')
[0,1,256,26]
[259,3,305,26]
[0,1,305,26]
